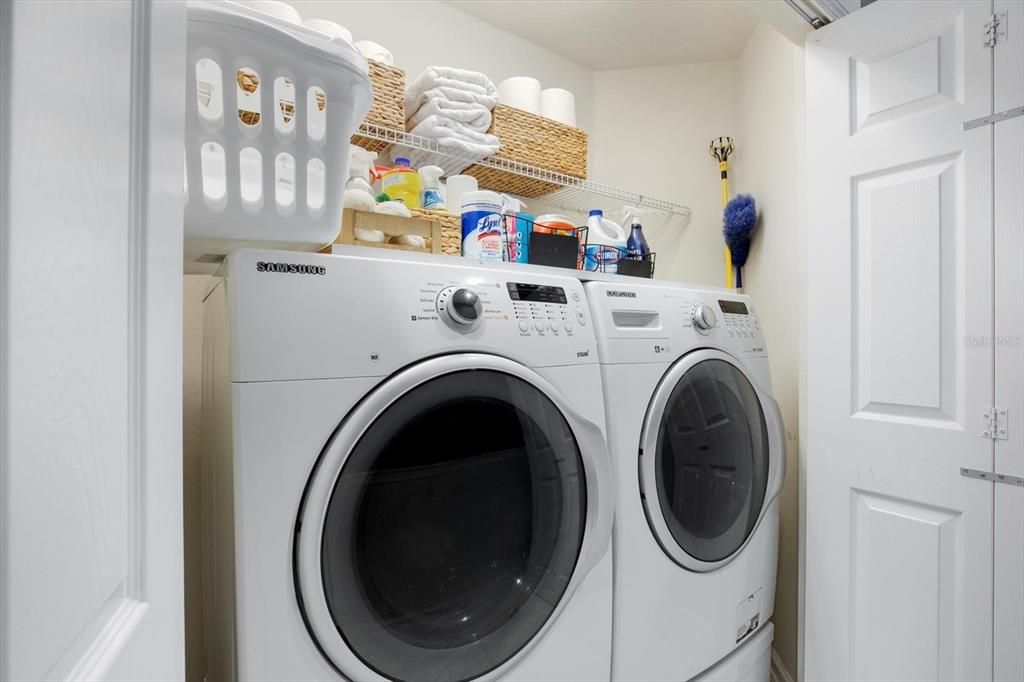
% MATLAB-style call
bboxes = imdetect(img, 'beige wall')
[591,60,738,287]
[732,21,806,678]
[181,10,805,680]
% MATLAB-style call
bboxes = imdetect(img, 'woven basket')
[351,60,405,154]
[410,207,461,255]
[465,105,587,198]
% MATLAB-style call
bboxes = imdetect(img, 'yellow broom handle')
[720,161,733,289]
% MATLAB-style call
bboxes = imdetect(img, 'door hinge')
[963,105,1024,131]
[983,11,1007,47]
[980,407,1008,440]
[961,467,1024,487]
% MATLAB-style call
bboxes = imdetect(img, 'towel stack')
[403,67,500,176]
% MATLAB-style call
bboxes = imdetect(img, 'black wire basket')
[497,214,656,278]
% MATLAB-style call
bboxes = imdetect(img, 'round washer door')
[639,348,784,572]
[295,354,612,682]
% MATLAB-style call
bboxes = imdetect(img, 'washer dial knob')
[437,286,483,331]
[692,303,717,332]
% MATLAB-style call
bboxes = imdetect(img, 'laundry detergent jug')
[584,210,627,273]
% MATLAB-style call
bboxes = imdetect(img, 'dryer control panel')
[584,280,767,366]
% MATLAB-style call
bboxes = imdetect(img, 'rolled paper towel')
[541,88,576,127]
[497,76,542,114]
[343,188,377,212]
[445,174,479,215]
[354,227,386,243]
[303,19,353,45]
[391,234,427,248]
[355,40,394,65]
[234,0,301,23]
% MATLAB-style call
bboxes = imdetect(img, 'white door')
[805,1,996,680]
[993,1,1024,680]
[0,2,186,680]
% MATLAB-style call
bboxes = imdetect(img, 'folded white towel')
[411,66,497,97]
[409,115,500,149]
[405,85,498,114]
[406,98,492,131]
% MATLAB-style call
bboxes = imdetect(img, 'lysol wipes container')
[461,190,504,261]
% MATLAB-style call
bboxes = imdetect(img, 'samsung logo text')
[256,261,326,276]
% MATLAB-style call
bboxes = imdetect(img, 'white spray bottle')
[344,145,378,211]
[419,166,446,210]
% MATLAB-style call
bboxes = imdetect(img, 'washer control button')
[576,307,587,325]
[564,321,573,332]
[535,321,545,332]
[518,320,529,332]
[571,290,582,302]
[549,321,559,332]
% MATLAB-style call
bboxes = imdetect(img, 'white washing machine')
[584,280,784,681]
[202,249,614,682]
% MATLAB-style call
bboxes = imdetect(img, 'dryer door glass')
[318,369,586,682]
[654,358,769,563]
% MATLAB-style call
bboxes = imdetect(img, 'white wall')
[591,61,738,286]
[732,21,805,680]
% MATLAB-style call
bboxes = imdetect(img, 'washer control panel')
[507,282,580,337]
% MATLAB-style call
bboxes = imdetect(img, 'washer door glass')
[654,358,769,564]
[318,369,587,682]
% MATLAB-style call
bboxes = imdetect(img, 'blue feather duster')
[723,194,757,287]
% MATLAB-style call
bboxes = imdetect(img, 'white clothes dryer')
[201,249,614,682]
[584,280,784,681]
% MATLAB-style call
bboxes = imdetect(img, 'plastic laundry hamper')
[184,0,372,273]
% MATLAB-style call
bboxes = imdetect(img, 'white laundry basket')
[185,0,372,273]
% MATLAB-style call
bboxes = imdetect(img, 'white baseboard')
[770,649,795,682]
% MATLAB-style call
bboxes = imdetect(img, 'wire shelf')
[356,122,692,221]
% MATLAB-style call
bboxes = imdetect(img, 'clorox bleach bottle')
[584,209,627,273]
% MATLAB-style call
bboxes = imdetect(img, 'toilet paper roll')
[304,19,353,45]
[497,76,542,115]
[445,175,479,216]
[391,234,427,248]
[354,228,386,243]
[541,88,576,127]
[354,40,394,65]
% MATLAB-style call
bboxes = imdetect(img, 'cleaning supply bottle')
[343,145,378,211]
[623,205,650,260]
[501,195,532,263]
[380,157,421,209]
[419,165,446,210]
[461,190,504,261]
[585,209,627,273]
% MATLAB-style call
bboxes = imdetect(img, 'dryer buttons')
[575,307,587,326]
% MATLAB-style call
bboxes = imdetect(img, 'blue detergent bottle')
[624,206,650,260]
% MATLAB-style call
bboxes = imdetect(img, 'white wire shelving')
[356,123,692,221]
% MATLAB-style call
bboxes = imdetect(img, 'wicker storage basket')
[465,105,587,198]
[351,60,405,153]
[409,207,461,255]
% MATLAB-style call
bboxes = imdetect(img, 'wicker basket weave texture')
[409,207,461,256]
[351,60,405,153]
[465,105,588,198]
